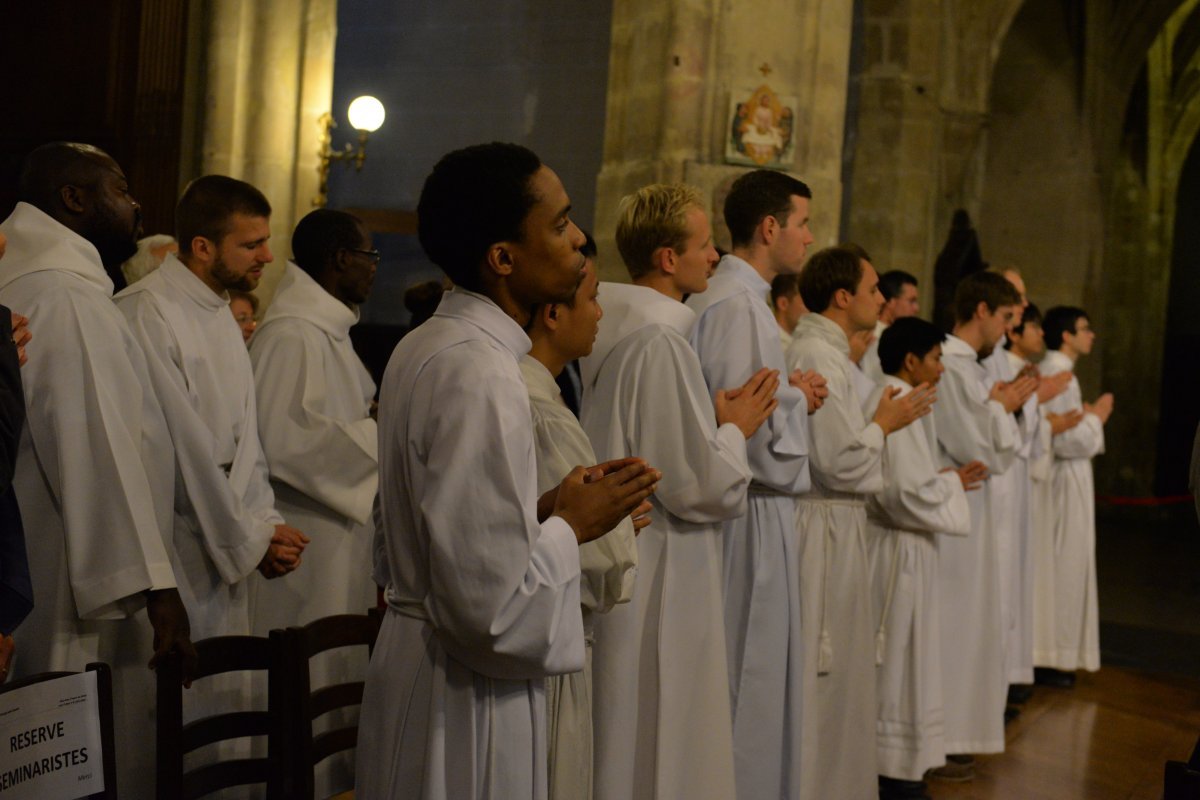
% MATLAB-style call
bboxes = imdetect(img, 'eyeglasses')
[347,248,382,265]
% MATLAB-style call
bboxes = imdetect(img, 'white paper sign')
[0,671,105,799]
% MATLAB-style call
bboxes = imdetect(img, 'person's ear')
[542,303,562,331]
[59,184,87,214]
[760,215,778,246]
[834,286,852,310]
[652,246,676,276]
[190,236,217,264]
[485,242,515,278]
[773,294,788,315]
[903,351,920,374]
[975,300,990,321]
[334,247,353,274]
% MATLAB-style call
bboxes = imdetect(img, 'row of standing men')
[0,140,1110,800]
[357,145,1113,800]
[0,142,383,797]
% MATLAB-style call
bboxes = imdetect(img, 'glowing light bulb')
[347,96,385,132]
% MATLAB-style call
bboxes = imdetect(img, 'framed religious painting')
[725,84,796,169]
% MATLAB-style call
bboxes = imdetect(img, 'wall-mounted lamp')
[314,95,387,207]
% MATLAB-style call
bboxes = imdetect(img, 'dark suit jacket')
[0,307,31,635]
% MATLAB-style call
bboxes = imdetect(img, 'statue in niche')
[727,84,795,167]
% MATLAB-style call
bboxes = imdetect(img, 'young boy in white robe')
[520,235,640,800]
[356,143,660,800]
[928,272,1035,780]
[686,169,827,800]
[1032,306,1112,684]
[786,245,936,800]
[863,317,980,800]
[581,183,778,800]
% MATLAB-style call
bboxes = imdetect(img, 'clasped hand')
[554,458,662,544]
[257,524,310,578]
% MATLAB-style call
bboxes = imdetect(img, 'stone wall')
[594,0,853,281]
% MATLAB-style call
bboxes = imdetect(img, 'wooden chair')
[156,634,289,799]
[1164,733,1200,798]
[278,610,382,799]
[0,662,117,800]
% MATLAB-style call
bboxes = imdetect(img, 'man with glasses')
[248,207,380,795]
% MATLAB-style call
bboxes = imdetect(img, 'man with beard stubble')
[0,141,196,797]
[116,175,308,649]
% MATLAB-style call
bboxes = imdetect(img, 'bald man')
[0,142,194,797]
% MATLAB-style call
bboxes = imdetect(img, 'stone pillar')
[844,0,1025,293]
[594,0,854,281]
[185,0,337,307]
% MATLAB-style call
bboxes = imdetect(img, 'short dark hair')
[878,270,918,301]
[723,170,811,248]
[291,208,365,280]
[838,242,872,264]
[417,142,542,290]
[1009,301,1042,341]
[1042,306,1088,350]
[878,317,946,375]
[176,175,272,256]
[953,271,1022,324]
[799,246,864,313]
[17,142,115,212]
[770,272,800,307]
[404,280,447,328]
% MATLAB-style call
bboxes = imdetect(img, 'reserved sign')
[0,671,104,799]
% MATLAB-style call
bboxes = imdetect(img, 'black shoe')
[927,755,974,782]
[1008,683,1034,704]
[1034,667,1076,688]
[880,775,932,799]
[1004,704,1021,724]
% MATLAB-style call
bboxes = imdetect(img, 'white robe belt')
[385,594,431,622]
[804,494,866,507]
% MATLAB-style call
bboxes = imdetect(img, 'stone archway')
[971,0,1200,495]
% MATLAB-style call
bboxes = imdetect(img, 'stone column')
[594,0,854,281]
[185,0,337,307]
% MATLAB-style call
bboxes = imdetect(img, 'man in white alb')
[582,183,777,800]
[861,268,919,385]
[0,142,195,798]
[116,175,309,641]
[929,272,1034,780]
[771,271,806,351]
[521,233,641,800]
[250,208,379,630]
[1032,306,1112,685]
[249,207,381,795]
[687,168,826,800]
[786,246,934,800]
[980,272,1073,710]
[356,142,660,800]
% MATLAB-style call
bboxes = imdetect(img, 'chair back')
[156,635,287,799]
[281,610,382,798]
[0,662,117,800]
